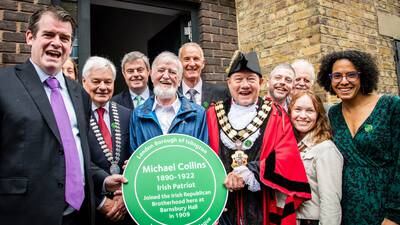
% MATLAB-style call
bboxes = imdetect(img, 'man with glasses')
[129,51,208,152]
[113,51,152,109]
[267,63,296,111]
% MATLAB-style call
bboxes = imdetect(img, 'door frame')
[78,0,199,71]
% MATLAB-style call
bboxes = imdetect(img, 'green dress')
[329,95,400,225]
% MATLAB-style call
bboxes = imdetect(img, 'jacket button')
[59,149,64,155]
[58,183,64,188]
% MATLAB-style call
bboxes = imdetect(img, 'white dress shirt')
[92,102,112,133]
[182,79,202,105]
[32,60,85,215]
[296,135,343,225]
[219,100,261,192]
[152,95,181,134]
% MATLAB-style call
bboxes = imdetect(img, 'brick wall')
[0,0,238,83]
[0,0,51,67]
[235,0,400,101]
[320,0,399,100]
[199,0,238,83]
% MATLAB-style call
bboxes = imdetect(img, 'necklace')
[215,99,272,168]
[90,102,122,174]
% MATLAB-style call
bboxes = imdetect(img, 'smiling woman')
[317,50,400,225]
[288,91,343,225]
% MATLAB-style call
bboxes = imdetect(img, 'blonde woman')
[289,91,343,225]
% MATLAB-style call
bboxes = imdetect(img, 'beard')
[153,85,177,100]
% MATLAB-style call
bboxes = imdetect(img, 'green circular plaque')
[123,134,228,225]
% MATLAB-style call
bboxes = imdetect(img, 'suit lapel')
[65,78,92,166]
[123,90,134,109]
[201,82,211,107]
[15,61,61,143]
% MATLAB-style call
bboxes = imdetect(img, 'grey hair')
[151,51,183,81]
[121,51,150,71]
[82,56,116,80]
[269,63,296,78]
[178,42,204,60]
[291,59,315,81]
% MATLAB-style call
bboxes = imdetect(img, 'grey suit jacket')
[178,81,230,108]
[0,61,108,225]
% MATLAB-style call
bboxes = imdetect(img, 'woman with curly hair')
[289,91,343,225]
[317,50,400,225]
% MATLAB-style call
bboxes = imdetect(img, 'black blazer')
[88,102,133,225]
[112,88,153,110]
[0,61,108,225]
[88,102,131,206]
[178,81,230,108]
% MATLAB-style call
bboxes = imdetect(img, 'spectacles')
[329,71,360,82]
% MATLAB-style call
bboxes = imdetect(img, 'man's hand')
[122,160,128,170]
[99,197,126,222]
[113,194,127,215]
[224,172,245,191]
[104,174,128,192]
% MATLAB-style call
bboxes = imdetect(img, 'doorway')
[79,0,199,94]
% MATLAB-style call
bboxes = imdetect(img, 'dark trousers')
[62,211,81,225]
[299,219,319,225]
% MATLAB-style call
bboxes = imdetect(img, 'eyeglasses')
[329,71,360,83]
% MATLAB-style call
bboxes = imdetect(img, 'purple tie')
[45,77,84,210]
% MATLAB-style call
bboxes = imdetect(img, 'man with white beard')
[129,51,208,152]
[267,63,295,112]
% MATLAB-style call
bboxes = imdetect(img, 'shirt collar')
[31,59,66,89]
[299,133,316,148]
[92,101,110,113]
[182,78,202,95]
[152,94,181,113]
[129,86,150,100]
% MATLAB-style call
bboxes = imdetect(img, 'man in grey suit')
[0,6,126,225]
[178,42,229,108]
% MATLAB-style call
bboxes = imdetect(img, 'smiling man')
[129,51,208,152]
[207,50,311,225]
[113,51,152,109]
[267,63,296,111]
[291,59,315,95]
[82,56,132,225]
[0,6,126,225]
[178,42,229,108]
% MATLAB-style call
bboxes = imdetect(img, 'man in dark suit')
[82,56,132,224]
[178,42,230,108]
[0,6,126,225]
[112,51,152,109]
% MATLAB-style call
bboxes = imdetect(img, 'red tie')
[96,107,113,151]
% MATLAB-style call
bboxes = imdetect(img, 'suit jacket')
[88,102,132,225]
[88,102,131,206]
[112,88,153,110]
[178,81,230,108]
[0,61,108,225]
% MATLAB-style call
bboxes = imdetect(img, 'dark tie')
[188,88,197,102]
[45,77,84,210]
[96,107,113,151]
